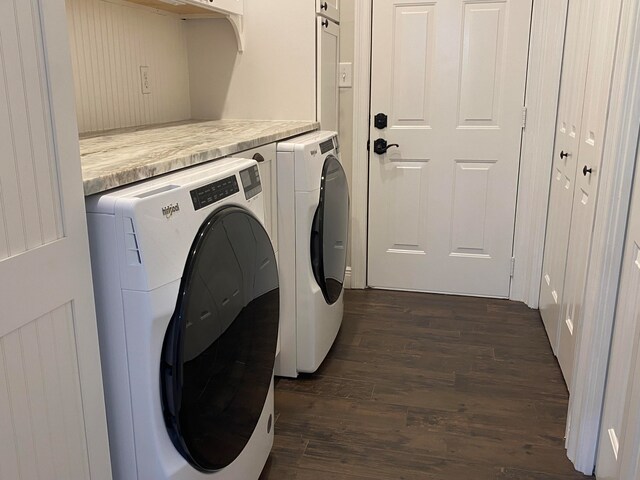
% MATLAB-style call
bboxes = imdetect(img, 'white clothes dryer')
[275,131,349,377]
[86,158,278,480]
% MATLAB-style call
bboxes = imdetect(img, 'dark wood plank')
[260,289,592,479]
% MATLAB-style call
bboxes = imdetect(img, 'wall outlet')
[339,62,353,88]
[140,66,151,94]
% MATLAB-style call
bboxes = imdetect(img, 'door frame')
[349,0,372,289]
[43,1,113,476]
[350,0,555,302]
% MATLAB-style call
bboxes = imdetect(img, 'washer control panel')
[239,165,262,200]
[190,175,239,211]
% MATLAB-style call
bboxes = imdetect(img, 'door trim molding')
[510,0,568,308]
[40,0,113,477]
[566,0,640,472]
[350,0,372,289]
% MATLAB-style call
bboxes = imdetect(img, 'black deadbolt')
[374,113,388,129]
[374,138,400,155]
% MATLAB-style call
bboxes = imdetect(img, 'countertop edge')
[82,122,319,196]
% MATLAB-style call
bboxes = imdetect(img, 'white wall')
[66,0,192,134]
[187,0,316,121]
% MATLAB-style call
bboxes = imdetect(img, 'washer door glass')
[161,206,279,472]
[311,155,350,304]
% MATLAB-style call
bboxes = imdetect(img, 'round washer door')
[311,155,350,304]
[161,206,279,473]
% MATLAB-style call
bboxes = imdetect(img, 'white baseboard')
[344,266,352,289]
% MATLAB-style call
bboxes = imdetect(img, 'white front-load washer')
[86,158,278,480]
[275,131,349,377]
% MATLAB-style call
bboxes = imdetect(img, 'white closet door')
[0,0,111,478]
[596,144,640,480]
[556,0,623,387]
[539,0,595,351]
[317,17,339,132]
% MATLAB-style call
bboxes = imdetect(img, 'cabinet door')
[235,144,278,254]
[316,0,339,23]
[317,17,339,132]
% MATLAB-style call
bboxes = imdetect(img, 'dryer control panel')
[190,175,239,211]
[240,165,262,200]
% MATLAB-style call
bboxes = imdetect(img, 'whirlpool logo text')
[162,203,180,219]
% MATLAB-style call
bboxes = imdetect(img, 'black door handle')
[321,1,328,10]
[374,138,399,155]
[560,151,570,159]
[322,19,329,27]
[583,166,593,176]
[252,153,265,163]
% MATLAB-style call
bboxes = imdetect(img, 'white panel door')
[368,0,532,297]
[317,17,339,132]
[539,0,595,351]
[556,0,622,387]
[0,0,111,478]
[596,145,640,480]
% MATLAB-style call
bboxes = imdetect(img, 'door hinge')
[510,257,516,277]
[521,106,528,130]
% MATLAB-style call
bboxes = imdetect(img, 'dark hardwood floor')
[259,289,592,479]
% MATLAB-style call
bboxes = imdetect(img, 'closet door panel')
[557,0,623,387]
[539,0,595,351]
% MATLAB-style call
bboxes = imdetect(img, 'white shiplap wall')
[66,0,192,134]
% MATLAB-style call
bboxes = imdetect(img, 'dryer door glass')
[311,154,350,304]
[161,206,279,473]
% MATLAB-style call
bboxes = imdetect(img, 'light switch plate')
[339,62,352,88]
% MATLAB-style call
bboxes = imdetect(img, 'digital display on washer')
[239,165,262,200]
[319,138,335,155]
[189,175,239,211]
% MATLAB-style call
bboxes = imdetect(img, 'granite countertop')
[80,119,319,195]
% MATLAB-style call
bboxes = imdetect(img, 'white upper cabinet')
[317,0,339,23]
[317,16,339,132]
